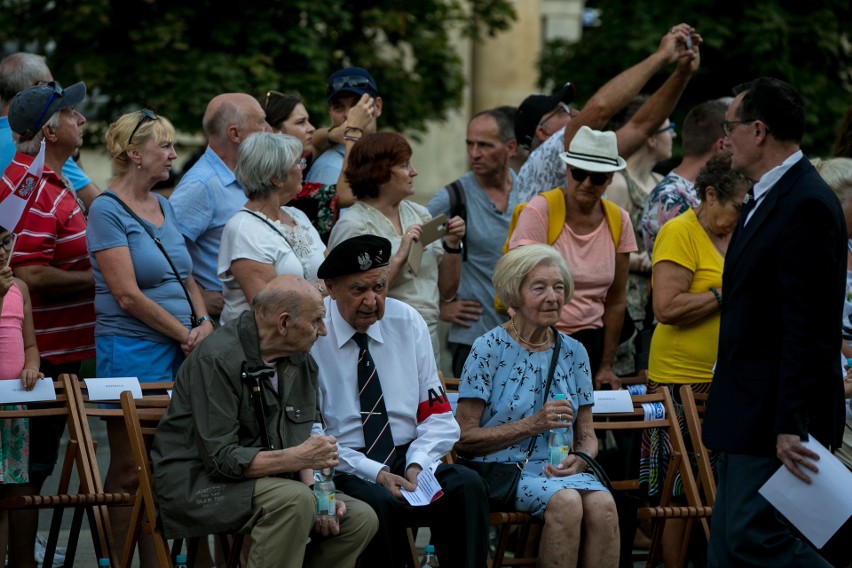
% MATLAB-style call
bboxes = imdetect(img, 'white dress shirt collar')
[328,298,385,349]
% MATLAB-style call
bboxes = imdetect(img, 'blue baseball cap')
[326,67,379,103]
[9,81,87,139]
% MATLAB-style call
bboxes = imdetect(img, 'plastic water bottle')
[421,543,440,567]
[548,393,570,466]
[314,468,336,521]
[175,554,188,568]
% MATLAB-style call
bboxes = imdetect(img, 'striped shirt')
[4,151,95,364]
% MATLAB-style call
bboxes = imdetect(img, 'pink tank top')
[0,283,26,381]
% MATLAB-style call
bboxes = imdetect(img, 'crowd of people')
[0,18,851,568]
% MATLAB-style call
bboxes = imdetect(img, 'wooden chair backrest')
[119,390,173,567]
[591,387,712,567]
[0,375,113,564]
[679,385,715,507]
[69,377,173,566]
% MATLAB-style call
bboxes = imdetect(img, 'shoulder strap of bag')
[240,208,291,243]
[447,179,468,261]
[99,192,197,326]
[519,329,561,464]
[600,197,622,246]
[570,450,615,490]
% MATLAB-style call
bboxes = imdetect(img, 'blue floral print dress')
[459,326,607,518]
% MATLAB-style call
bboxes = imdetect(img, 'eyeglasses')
[570,168,610,186]
[656,121,676,135]
[327,75,375,97]
[538,103,574,128]
[0,234,14,253]
[720,119,757,136]
[127,109,159,146]
[31,82,64,134]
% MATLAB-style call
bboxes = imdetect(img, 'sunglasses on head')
[31,82,64,133]
[127,108,159,146]
[327,76,375,97]
[570,168,610,185]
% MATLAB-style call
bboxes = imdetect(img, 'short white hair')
[493,244,573,309]
[235,132,303,200]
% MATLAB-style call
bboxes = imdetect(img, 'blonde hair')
[812,157,852,201]
[493,244,573,309]
[104,110,175,178]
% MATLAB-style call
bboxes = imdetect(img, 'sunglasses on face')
[656,121,676,134]
[31,82,64,133]
[570,168,610,186]
[127,109,159,146]
[327,76,375,97]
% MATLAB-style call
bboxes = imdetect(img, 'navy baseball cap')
[9,81,87,138]
[326,67,379,103]
[514,82,576,149]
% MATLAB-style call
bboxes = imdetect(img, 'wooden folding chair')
[679,385,715,507]
[0,375,123,567]
[485,373,645,568]
[119,390,247,568]
[592,387,712,568]
[69,376,176,566]
[118,390,172,567]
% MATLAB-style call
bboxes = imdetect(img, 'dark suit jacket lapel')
[725,157,809,273]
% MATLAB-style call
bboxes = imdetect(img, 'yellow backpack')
[495,187,623,314]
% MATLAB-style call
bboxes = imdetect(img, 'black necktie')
[740,187,757,226]
[352,332,395,465]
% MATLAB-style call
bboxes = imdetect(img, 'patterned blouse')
[640,172,697,258]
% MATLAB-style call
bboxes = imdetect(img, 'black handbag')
[457,329,560,512]
[571,450,640,568]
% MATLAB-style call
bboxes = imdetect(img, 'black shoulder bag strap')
[100,192,198,326]
[447,179,468,261]
[517,328,561,468]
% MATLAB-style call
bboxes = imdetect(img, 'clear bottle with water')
[548,393,570,466]
[421,543,440,567]
[314,467,336,521]
[175,553,188,568]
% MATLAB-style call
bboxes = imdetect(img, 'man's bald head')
[253,275,317,320]
[201,93,271,167]
[253,275,326,358]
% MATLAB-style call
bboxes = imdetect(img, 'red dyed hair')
[345,132,412,199]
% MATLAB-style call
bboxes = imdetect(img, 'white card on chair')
[84,377,143,400]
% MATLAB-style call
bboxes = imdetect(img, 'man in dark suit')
[703,77,847,567]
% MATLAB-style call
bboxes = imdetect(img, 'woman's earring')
[137,163,142,169]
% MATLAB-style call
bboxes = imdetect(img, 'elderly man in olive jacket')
[151,275,377,567]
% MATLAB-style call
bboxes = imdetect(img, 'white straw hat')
[559,126,627,173]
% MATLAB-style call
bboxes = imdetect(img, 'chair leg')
[407,527,419,567]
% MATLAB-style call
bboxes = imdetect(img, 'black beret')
[317,235,391,279]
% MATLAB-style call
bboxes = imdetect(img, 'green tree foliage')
[539,0,852,157]
[0,0,515,140]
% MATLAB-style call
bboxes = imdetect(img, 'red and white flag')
[0,139,45,233]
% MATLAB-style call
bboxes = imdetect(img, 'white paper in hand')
[401,467,445,506]
[758,437,852,548]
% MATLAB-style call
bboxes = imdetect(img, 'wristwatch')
[442,239,463,254]
[196,315,214,326]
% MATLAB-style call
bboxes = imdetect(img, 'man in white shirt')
[311,235,489,568]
